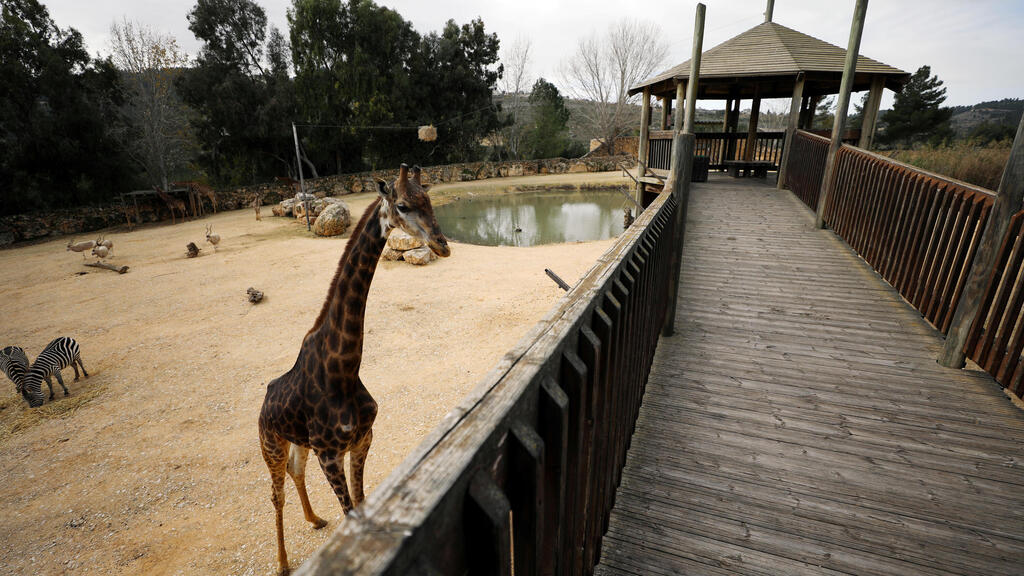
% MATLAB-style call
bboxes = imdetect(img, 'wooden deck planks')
[595,177,1024,575]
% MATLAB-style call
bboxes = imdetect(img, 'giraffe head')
[377,164,450,257]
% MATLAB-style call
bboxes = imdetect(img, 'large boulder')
[273,197,297,217]
[312,201,352,237]
[381,246,403,261]
[402,246,436,266]
[387,229,424,251]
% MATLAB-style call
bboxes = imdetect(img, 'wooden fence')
[646,131,785,171]
[965,211,1024,396]
[298,189,678,575]
[784,130,831,211]
[787,128,1024,397]
[821,144,995,334]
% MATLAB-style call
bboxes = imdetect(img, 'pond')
[434,187,632,247]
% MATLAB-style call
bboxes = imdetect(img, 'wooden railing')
[784,130,831,211]
[821,145,995,334]
[646,131,785,171]
[298,189,678,575]
[786,129,1024,399]
[965,211,1024,397]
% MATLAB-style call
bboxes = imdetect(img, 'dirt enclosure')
[0,173,625,575]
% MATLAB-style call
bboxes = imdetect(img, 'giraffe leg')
[260,430,291,576]
[349,429,373,505]
[54,370,69,396]
[316,449,354,513]
[286,444,328,529]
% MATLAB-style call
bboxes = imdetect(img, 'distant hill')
[948,98,1022,137]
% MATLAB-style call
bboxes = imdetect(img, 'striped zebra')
[22,337,88,407]
[1,345,30,398]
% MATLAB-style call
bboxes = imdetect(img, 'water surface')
[435,188,630,247]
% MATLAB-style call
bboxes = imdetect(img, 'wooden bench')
[724,160,774,178]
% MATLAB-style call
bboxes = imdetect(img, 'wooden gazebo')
[630,6,910,183]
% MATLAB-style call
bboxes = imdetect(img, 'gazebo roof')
[629,21,910,100]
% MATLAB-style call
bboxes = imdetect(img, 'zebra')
[22,337,88,407]
[1,345,30,398]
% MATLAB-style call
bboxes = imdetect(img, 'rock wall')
[0,155,630,246]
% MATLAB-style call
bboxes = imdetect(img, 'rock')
[312,202,352,237]
[402,246,434,265]
[387,229,424,251]
[381,246,403,261]
[246,287,264,303]
[274,198,296,217]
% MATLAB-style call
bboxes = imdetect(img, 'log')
[85,262,129,274]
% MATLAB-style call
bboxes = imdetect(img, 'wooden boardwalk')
[595,177,1024,575]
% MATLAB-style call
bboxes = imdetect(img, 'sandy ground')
[0,172,627,575]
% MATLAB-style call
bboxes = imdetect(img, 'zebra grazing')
[22,337,88,407]
[1,345,30,397]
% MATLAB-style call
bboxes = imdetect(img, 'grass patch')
[0,383,104,445]
[884,140,1011,190]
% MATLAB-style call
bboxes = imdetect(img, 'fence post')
[939,116,1024,368]
[636,88,651,205]
[814,0,868,229]
[663,2,704,337]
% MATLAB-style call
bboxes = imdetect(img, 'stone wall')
[0,155,630,246]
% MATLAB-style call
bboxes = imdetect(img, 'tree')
[407,18,504,164]
[813,96,835,130]
[109,19,195,190]
[525,78,571,159]
[289,1,503,171]
[0,0,132,215]
[878,65,953,148]
[497,36,532,160]
[289,0,422,173]
[560,19,668,152]
[178,0,298,185]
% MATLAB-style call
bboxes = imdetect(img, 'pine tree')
[525,78,571,159]
[878,65,953,148]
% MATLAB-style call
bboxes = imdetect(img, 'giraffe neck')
[310,197,391,378]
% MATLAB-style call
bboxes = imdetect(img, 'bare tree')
[497,36,533,160]
[109,18,196,190]
[561,19,669,153]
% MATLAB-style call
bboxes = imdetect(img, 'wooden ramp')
[595,177,1024,575]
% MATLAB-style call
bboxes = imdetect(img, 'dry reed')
[885,140,1011,191]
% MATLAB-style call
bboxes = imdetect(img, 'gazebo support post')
[636,87,651,204]
[777,72,805,189]
[803,95,821,129]
[858,75,885,149]
[674,82,686,132]
[743,86,762,161]
[939,115,1024,368]
[722,99,731,132]
[661,97,671,130]
[815,0,869,229]
[724,94,740,164]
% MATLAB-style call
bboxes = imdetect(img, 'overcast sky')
[46,0,1024,111]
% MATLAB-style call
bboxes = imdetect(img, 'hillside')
[949,98,1023,137]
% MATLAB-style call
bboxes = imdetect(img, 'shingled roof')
[629,21,909,99]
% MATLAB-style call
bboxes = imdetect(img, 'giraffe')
[153,186,187,224]
[258,164,450,575]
